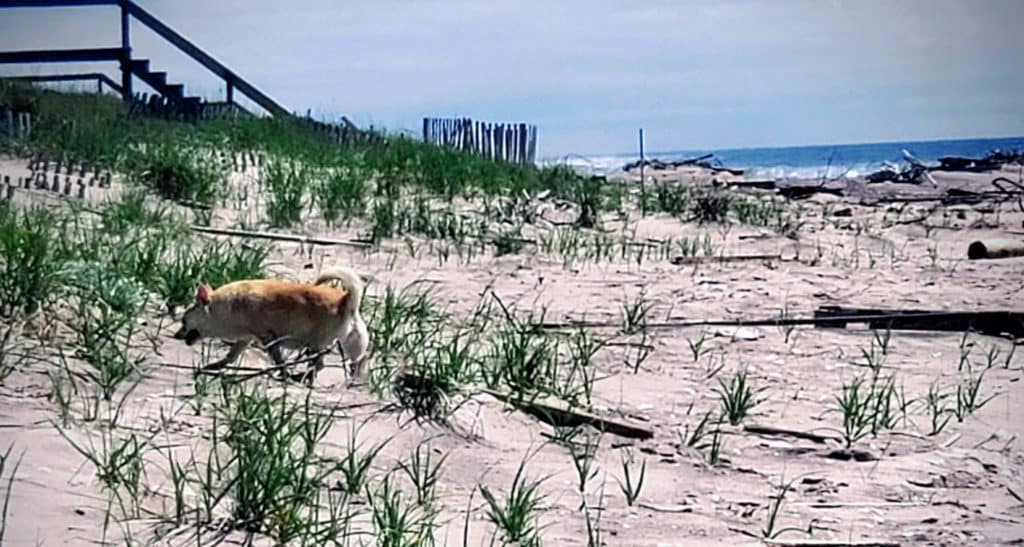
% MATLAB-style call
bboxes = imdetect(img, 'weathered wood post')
[476,119,482,154]
[225,76,234,104]
[496,124,503,161]
[119,0,133,100]
[511,124,519,163]
[527,125,537,164]
[483,123,490,159]
[518,123,527,164]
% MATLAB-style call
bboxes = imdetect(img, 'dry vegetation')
[1,83,1023,546]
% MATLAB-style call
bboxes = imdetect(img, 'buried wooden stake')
[967,238,1024,260]
[190,225,373,249]
[671,253,782,265]
[397,371,654,439]
[813,305,1024,339]
[763,540,900,547]
[743,423,836,445]
[481,387,654,440]
[542,306,1024,339]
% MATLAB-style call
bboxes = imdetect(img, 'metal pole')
[639,128,646,216]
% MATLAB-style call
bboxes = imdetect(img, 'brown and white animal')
[173,267,369,382]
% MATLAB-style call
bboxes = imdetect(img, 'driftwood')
[763,540,900,547]
[777,185,845,200]
[671,253,782,266]
[814,305,1024,339]
[482,388,654,440]
[967,239,1024,260]
[708,165,745,176]
[725,178,845,200]
[541,307,1024,339]
[190,225,372,248]
[864,176,1022,206]
[395,371,654,440]
[937,156,1002,172]
[637,502,693,513]
[724,179,778,190]
[865,149,936,186]
[622,153,744,175]
[743,424,835,444]
[623,153,712,172]
[937,149,1021,172]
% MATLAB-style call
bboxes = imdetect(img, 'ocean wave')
[544,155,872,180]
[542,155,627,174]
[744,164,871,180]
[543,136,1024,180]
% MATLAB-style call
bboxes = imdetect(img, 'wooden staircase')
[128,58,201,112]
[0,0,289,118]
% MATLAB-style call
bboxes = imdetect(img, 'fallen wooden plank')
[795,501,921,509]
[637,502,692,513]
[395,371,654,440]
[671,253,782,265]
[777,185,845,200]
[967,238,1024,260]
[814,305,1024,339]
[542,309,1024,339]
[743,424,835,445]
[763,540,900,547]
[724,179,778,190]
[482,388,654,440]
[190,225,372,248]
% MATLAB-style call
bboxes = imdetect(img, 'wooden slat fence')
[127,92,250,122]
[0,105,32,140]
[422,117,537,165]
[301,117,387,149]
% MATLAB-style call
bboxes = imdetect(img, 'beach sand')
[2,156,1023,546]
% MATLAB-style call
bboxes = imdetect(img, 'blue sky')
[1,0,1021,157]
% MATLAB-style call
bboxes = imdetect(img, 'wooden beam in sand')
[763,540,900,547]
[813,305,1024,339]
[670,253,782,265]
[190,225,372,248]
[967,238,1024,260]
[482,387,654,440]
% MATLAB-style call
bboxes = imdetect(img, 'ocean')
[553,136,1024,180]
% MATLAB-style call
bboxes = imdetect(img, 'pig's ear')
[196,284,212,306]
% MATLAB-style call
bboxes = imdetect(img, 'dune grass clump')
[484,312,558,397]
[130,141,227,204]
[262,159,309,227]
[0,203,63,317]
[98,190,172,233]
[393,328,481,420]
[316,158,367,225]
[480,448,548,547]
[717,369,763,426]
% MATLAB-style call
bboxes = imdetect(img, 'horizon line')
[550,133,1024,161]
